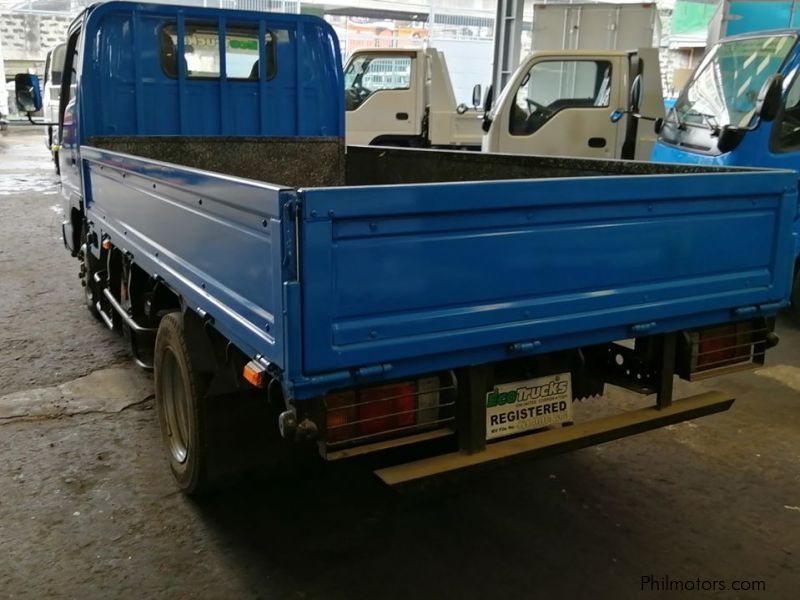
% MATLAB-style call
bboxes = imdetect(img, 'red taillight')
[394,383,417,427]
[357,385,398,435]
[697,324,751,370]
[679,320,769,381]
[325,381,421,443]
[325,390,358,443]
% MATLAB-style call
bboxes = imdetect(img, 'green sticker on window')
[229,39,258,51]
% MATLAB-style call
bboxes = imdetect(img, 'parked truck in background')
[482,47,663,159]
[21,1,795,495]
[481,2,662,160]
[43,43,67,172]
[347,3,661,153]
[344,47,484,148]
[652,30,800,317]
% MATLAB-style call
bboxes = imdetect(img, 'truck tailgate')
[300,171,797,374]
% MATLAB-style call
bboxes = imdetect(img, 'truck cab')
[652,30,800,315]
[482,48,663,160]
[344,47,483,148]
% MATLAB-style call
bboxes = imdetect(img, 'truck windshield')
[671,34,797,129]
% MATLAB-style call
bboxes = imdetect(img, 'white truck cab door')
[488,57,622,158]
[344,52,420,146]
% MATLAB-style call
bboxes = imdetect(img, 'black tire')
[155,311,320,494]
[154,312,218,495]
[154,312,286,494]
[79,225,101,319]
[790,267,800,321]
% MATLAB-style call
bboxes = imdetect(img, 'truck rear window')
[160,23,276,80]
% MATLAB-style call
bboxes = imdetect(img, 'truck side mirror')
[15,73,43,114]
[755,74,783,122]
[629,74,643,113]
[482,84,493,113]
[717,126,747,153]
[472,84,482,108]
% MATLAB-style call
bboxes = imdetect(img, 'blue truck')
[16,1,796,494]
[653,29,800,317]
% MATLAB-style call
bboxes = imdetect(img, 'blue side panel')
[300,171,797,377]
[79,1,343,140]
[81,145,291,369]
[653,127,800,262]
[653,142,722,166]
[652,129,784,169]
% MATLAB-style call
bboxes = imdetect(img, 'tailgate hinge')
[283,196,301,281]
[354,363,394,380]
[630,321,657,335]
[734,305,757,317]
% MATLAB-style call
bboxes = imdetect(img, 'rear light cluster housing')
[679,319,769,380]
[324,375,455,446]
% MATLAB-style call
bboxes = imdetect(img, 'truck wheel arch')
[153,310,291,495]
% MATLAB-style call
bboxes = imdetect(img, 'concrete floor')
[1,128,799,599]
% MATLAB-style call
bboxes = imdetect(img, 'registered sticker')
[485,372,573,440]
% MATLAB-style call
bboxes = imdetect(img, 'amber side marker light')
[243,360,268,388]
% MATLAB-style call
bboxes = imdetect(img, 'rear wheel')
[155,312,214,494]
[154,312,296,494]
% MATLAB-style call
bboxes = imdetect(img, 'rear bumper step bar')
[374,391,734,485]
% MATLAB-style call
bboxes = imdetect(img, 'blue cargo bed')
[80,142,797,400]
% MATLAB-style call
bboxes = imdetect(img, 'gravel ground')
[1,128,799,599]
[0,129,129,394]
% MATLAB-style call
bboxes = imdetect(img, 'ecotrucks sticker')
[485,373,573,440]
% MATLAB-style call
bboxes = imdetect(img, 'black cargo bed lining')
[344,145,746,186]
[88,136,752,189]
[89,136,346,188]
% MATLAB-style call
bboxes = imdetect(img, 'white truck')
[482,47,663,160]
[43,43,67,171]
[344,47,484,149]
